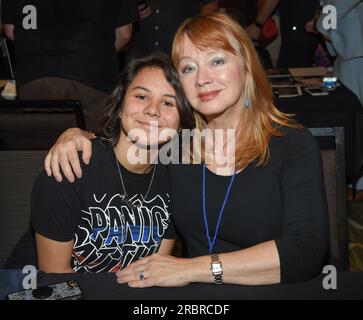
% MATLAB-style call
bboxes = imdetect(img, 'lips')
[136,120,161,130]
[198,90,221,102]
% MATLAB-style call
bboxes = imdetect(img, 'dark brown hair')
[102,52,194,147]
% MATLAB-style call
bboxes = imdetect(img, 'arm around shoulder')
[44,128,95,183]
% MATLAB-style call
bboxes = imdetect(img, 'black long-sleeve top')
[169,127,329,283]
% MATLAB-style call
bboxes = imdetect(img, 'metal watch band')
[214,273,223,285]
[211,254,219,263]
[211,254,223,285]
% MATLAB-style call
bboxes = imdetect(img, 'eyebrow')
[132,86,176,100]
[163,94,177,100]
[179,56,193,63]
[179,50,222,63]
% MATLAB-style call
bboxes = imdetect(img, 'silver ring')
[139,271,145,281]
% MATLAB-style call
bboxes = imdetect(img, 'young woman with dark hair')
[31,53,194,273]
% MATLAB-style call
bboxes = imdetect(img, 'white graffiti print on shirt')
[71,193,171,272]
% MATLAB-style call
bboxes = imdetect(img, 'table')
[36,272,363,300]
[276,85,363,183]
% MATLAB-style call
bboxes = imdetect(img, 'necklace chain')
[114,150,157,209]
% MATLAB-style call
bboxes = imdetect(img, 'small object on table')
[304,87,329,96]
[288,67,326,78]
[323,66,338,91]
[273,85,303,98]
[293,77,323,87]
[1,80,17,100]
[8,281,83,300]
[32,286,53,299]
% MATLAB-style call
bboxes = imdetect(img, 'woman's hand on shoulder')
[44,128,95,183]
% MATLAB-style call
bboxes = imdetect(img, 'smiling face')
[171,13,290,171]
[177,36,247,125]
[120,67,180,148]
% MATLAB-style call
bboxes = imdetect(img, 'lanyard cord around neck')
[202,163,236,254]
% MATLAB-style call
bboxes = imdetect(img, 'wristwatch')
[210,254,223,285]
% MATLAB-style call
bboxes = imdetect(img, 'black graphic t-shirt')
[31,138,175,273]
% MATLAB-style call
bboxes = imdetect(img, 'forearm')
[201,1,219,15]
[115,24,132,52]
[3,23,14,40]
[36,233,75,273]
[186,241,280,285]
[62,127,95,140]
[158,239,175,255]
[255,0,279,24]
[39,265,74,274]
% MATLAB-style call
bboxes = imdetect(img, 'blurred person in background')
[221,0,277,43]
[221,0,320,68]
[221,0,277,68]
[315,0,363,198]
[1,0,138,135]
[315,0,363,105]
[129,0,219,58]
[277,0,320,67]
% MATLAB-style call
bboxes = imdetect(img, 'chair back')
[0,100,85,266]
[308,127,349,270]
[0,100,85,150]
[0,150,47,267]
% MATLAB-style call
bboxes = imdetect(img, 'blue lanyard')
[202,163,236,254]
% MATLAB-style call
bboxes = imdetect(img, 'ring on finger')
[139,270,145,281]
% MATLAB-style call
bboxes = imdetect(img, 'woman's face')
[120,67,180,147]
[177,36,247,122]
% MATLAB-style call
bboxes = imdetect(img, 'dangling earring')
[244,96,251,108]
